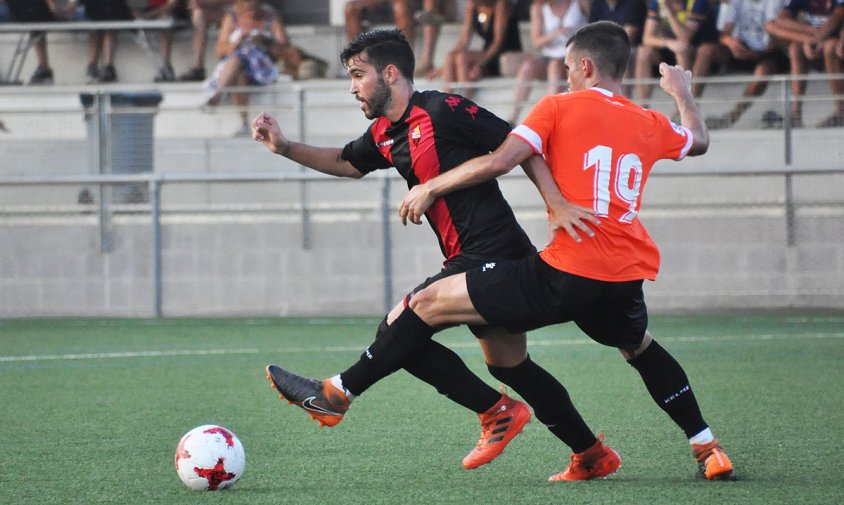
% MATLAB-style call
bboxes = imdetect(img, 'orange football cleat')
[549,435,621,482]
[462,393,531,469]
[692,439,734,480]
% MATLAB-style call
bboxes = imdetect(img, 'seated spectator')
[432,0,523,99]
[506,0,588,125]
[633,0,715,105]
[766,0,844,127]
[345,0,415,50]
[415,0,457,76]
[589,0,647,94]
[702,0,788,129]
[134,0,190,82]
[5,0,77,84]
[203,0,298,134]
[180,0,234,81]
[80,0,135,83]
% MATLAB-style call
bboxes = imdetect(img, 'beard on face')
[362,76,392,119]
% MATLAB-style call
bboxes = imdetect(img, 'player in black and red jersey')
[254,29,592,470]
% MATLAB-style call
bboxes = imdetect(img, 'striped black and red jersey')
[341,90,534,264]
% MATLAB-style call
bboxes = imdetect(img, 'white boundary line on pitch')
[1,332,842,363]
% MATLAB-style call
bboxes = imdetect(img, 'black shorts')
[466,255,648,349]
[407,254,534,337]
[80,0,134,21]
[6,0,57,21]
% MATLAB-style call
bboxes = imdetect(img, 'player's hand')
[398,184,435,225]
[658,62,692,99]
[547,201,601,245]
[251,112,289,154]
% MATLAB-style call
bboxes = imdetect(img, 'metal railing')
[2,165,842,316]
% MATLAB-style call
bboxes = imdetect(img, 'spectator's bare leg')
[787,42,807,126]
[392,0,414,44]
[820,38,844,125]
[190,7,209,70]
[345,0,366,41]
[634,46,658,105]
[507,57,545,125]
[206,57,244,106]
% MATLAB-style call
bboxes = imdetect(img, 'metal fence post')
[151,177,163,317]
[96,92,114,252]
[381,175,393,313]
[782,82,795,246]
[297,87,311,249]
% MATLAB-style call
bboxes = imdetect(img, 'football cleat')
[265,365,350,428]
[549,435,621,481]
[692,439,734,480]
[462,393,531,469]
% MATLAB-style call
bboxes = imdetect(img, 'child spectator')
[506,0,588,125]
[766,0,844,127]
[702,0,788,129]
[432,0,523,99]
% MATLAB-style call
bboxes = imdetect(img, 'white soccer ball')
[175,424,245,491]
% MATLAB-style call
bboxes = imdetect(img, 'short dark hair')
[340,29,416,83]
[566,21,631,80]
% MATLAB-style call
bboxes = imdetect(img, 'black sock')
[340,308,435,396]
[489,355,596,453]
[404,339,501,414]
[628,340,708,438]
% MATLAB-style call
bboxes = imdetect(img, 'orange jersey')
[511,88,694,282]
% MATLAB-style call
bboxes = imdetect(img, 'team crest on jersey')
[411,124,422,146]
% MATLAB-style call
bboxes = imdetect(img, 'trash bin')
[79,91,163,204]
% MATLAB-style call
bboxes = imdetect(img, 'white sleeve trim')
[677,125,694,160]
[509,125,543,155]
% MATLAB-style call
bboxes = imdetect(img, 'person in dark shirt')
[254,28,590,471]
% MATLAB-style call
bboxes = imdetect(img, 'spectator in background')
[135,0,190,82]
[5,0,77,84]
[589,0,646,94]
[345,0,415,47]
[766,0,844,127]
[203,0,296,135]
[180,0,234,81]
[702,0,788,129]
[633,0,715,105]
[80,0,135,83]
[432,0,523,98]
[505,0,588,125]
[415,0,457,76]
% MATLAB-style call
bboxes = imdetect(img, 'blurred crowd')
[0,0,842,128]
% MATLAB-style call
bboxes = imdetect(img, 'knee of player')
[407,286,442,324]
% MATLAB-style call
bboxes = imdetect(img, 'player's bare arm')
[398,136,532,225]
[252,112,362,178]
[658,63,709,156]
[520,155,600,244]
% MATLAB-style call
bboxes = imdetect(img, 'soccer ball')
[175,424,245,491]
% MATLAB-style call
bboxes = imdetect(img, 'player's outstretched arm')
[398,136,532,225]
[521,155,600,244]
[252,112,363,178]
[658,63,709,156]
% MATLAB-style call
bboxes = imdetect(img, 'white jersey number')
[583,145,643,223]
